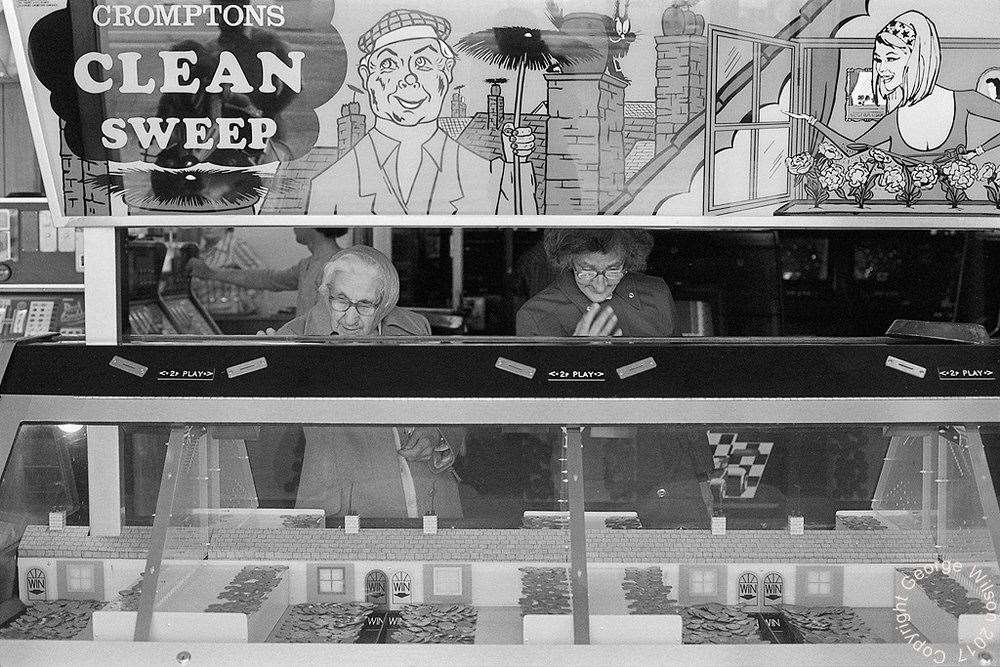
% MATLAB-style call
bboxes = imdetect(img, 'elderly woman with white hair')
[272,244,430,337]
[273,245,463,519]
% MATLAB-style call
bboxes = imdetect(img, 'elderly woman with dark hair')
[515,229,676,337]
[510,230,677,509]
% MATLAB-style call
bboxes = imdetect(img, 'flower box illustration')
[778,141,1000,215]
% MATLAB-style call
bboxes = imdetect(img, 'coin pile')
[897,568,987,617]
[0,600,105,640]
[205,565,288,614]
[519,567,571,615]
[280,514,323,529]
[391,604,477,644]
[606,517,643,530]
[270,602,375,643]
[840,516,887,531]
[117,577,145,612]
[623,567,677,614]
[522,516,567,529]
[681,603,764,644]
[779,605,882,643]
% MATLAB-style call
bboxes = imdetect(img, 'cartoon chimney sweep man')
[307,9,537,215]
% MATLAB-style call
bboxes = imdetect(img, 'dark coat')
[515,271,676,336]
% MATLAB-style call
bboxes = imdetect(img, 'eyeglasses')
[328,295,379,316]
[574,265,627,284]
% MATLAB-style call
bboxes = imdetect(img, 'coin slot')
[617,357,657,379]
[495,357,536,379]
[885,355,926,379]
[109,355,148,378]
[227,356,268,379]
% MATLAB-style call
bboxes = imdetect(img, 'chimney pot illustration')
[487,83,505,130]
[337,101,367,160]
[451,87,468,117]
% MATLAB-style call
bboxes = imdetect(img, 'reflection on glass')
[714,36,754,125]
[0,422,572,644]
[0,425,91,640]
[5,422,999,647]
[759,46,792,117]
[583,425,1000,646]
[712,130,752,207]
[756,128,791,199]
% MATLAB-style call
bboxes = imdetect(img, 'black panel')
[2,339,1000,399]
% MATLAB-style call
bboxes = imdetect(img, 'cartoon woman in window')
[787,11,1000,160]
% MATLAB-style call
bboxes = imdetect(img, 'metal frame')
[2,392,1000,514]
[1,395,999,427]
[3,638,988,665]
[1,0,64,220]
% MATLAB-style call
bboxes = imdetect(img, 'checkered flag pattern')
[707,431,774,499]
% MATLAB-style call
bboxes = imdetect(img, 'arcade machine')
[125,240,220,336]
[0,206,85,338]
[157,242,221,336]
[0,291,85,338]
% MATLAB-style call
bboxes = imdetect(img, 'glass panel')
[6,420,999,647]
[0,425,98,640]
[758,46,792,119]
[393,229,454,309]
[0,422,569,644]
[756,128,791,199]
[713,36,755,125]
[711,130,752,208]
[583,424,1000,647]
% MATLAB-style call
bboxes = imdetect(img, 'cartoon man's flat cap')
[358,9,452,54]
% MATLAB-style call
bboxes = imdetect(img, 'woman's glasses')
[574,265,626,284]
[328,295,378,316]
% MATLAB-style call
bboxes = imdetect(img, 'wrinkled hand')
[501,122,536,162]
[399,427,442,462]
[399,426,456,472]
[255,327,277,336]
[574,303,623,337]
[782,110,817,126]
[188,257,215,279]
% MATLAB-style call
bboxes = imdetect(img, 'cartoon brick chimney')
[487,81,505,131]
[545,69,627,214]
[337,102,366,161]
[655,6,707,153]
[451,85,468,117]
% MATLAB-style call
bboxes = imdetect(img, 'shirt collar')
[369,127,448,172]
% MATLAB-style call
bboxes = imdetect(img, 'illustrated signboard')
[25,567,45,600]
[7,1,1000,221]
[390,570,412,606]
[364,568,388,606]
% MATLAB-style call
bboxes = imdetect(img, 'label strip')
[495,356,536,379]
[109,355,148,378]
[617,357,657,379]
[885,355,926,379]
[227,356,268,379]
